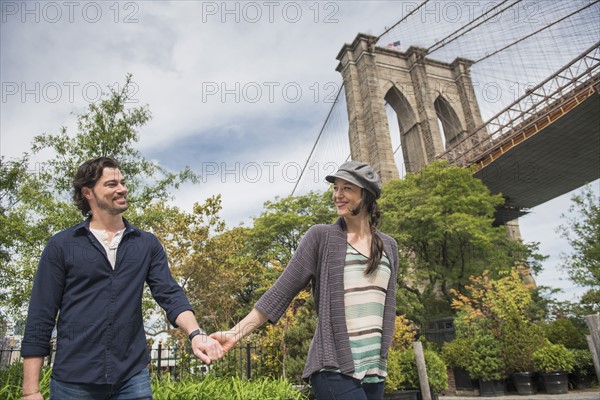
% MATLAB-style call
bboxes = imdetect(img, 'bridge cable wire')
[436,39,600,165]
[291,85,345,196]
[427,0,522,55]
[293,2,432,195]
[475,0,600,64]
[374,0,430,45]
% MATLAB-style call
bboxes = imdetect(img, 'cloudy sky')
[2,0,598,303]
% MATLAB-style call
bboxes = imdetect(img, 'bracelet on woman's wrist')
[22,389,40,397]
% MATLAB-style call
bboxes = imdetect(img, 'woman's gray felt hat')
[325,160,382,199]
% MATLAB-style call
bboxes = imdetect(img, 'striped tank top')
[322,243,391,383]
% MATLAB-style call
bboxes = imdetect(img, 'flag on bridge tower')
[385,41,401,51]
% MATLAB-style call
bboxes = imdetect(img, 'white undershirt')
[90,228,125,269]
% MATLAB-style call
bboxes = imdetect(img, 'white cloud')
[2,0,598,304]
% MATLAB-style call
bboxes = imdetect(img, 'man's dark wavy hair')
[72,157,120,216]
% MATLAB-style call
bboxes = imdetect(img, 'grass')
[151,374,309,400]
[0,363,308,400]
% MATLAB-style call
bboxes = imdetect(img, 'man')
[21,156,222,399]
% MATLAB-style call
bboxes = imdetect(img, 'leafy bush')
[386,347,448,393]
[0,363,24,400]
[448,315,509,381]
[532,341,575,373]
[465,333,506,381]
[386,348,404,392]
[500,321,545,372]
[451,269,546,378]
[391,315,418,351]
[570,348,594,375]
[255,292,316,384]
[541,318,588,350]
[441,337,471,369]
[0,363,51,400]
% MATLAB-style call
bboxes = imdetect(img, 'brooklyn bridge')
[292,0,599,227]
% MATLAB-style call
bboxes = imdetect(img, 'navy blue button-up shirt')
[21,218,194,384]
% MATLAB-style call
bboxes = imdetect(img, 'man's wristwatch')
[189,328,206,342]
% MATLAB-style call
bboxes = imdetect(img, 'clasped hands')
[189,330,238,364]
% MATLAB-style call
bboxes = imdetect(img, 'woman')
[211,160,398,400]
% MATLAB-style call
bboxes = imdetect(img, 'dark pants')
[311,371,385,400]
[50,367,152,400]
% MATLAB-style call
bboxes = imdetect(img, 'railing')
[0,342,281,381]
[438,41,600,169]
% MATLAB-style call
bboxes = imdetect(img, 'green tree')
[0,155,29,263]
[558,184,600,313]
[149,196,266,334]
[0,153,76,317]
[242,191,336,382]
[0,74,199,320]
[541,318,588,350]
[256,292,317,383]
[29,74,198,223]
[0,156,35,320]
[379,161,535,326]
[248,191,336,267]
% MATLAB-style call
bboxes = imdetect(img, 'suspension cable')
[427,0,521,54]
[475,0,600,64]
[291,85,345,196]
[374,0,430,44]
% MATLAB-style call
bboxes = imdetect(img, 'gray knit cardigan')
[255,218,399,381]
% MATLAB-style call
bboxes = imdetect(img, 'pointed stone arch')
[434,94,465,150]
[384,85,425,174]
[336,33,485,181]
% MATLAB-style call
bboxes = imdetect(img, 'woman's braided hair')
[351,189,383,275]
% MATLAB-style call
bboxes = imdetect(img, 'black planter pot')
[541,372,569,394]
[383,390,419,400]
[569,372,593,389]
[478,379,506,397]
[512,372,537,395]
[453,367,477,390]
[417,391,439,400]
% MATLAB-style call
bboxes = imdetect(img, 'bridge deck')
[474,88,599,215]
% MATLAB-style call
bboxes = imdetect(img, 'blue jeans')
[311,371,385,400]
[50,368,152,400]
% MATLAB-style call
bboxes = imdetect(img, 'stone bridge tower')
[335,33,485,181]
[336,33,533,286]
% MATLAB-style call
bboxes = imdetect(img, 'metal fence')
[149,341,282,380]
[0,341,281,381]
